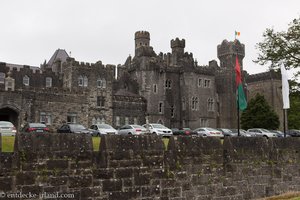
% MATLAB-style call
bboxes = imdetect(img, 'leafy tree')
[241,94,279,130]
[255,16,300,79]
[288,88,300,129]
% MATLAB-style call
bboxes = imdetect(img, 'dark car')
[57,123,92,134]
[171,128,197,136]
[217,128,237,137]
[286,129,300,137]
[21,123,49,133]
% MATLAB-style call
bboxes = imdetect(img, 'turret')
[171,38,185,56]
[217,39,245,70]
[135,31,150,55]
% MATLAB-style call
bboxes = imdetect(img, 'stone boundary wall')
[0,134,300,200]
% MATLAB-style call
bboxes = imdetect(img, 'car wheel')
[152,132,157,135]
[263,135,268,139]
[128,132,132,135]
[97,132,100,137]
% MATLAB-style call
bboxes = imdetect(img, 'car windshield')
[0,121,13,127]
[152,124,167,129]
[97,124,113,129]
[207,128,219,131]
[29,123,46,128]
[132,125,144,129]
[222,129,232,132]
[70,124,86,130]
[261,129,270,132]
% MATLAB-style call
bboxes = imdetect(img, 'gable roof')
[47,49,69,66]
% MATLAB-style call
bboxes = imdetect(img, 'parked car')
[286,129,300,137]
[193,127,223,138]
[230,129,251,137]
[246,128,277,138]
[57,123,92,134]
[21,123,49,133]
[217,128,237,137]
[172,128,197,136]
[0,121,17,136]
[142,123,172,137]
[118,124,147,135]
[89,124,117,136]
[269,130,285,138]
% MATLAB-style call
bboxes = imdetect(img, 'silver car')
[118,125,147,135]
[90,124,117,136]
[193,127,223,138]
[247,128,277,138]
[0,121,17,136]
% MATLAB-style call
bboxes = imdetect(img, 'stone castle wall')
[0,134,300,199]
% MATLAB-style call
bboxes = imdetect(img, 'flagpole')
[283,109,286,137]
[235,37,240,137]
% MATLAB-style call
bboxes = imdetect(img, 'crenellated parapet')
[135,31,150,40]
[217,39,245,58]
[171,38,185,49]
[246,70,281,83]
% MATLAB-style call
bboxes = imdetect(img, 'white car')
[246,128,276,138]
[193,127,223,138]
[142,123,172,137]
[0,121,17,136]
[118,125,147,135]
[89,124,117,136]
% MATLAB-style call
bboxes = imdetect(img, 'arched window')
[23,75,29,86]
[83,76,88,87]
[46,77,52,87]
[208,98,215,111]
[191,97,198,110]
[0,72,5,84]
[78,75,83,86]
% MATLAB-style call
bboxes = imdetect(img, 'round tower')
[217,39,245,69]
[135,31,150,55]
[171,38,185,56]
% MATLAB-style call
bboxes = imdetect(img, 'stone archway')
[0,107,19,129]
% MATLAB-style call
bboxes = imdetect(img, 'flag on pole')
[281,65,290,109]
[235,56,247,111]
[235,31,240,37]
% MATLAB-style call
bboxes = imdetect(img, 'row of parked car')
[1,120,300,138]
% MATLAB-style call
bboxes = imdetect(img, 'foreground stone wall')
[0,134,300,200]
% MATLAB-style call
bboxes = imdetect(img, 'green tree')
[255,16,300,79]
[241,94,279,130]
[288,86,300,129]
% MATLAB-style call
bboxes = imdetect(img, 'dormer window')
[23,75,29,86]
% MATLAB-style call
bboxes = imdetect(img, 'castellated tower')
[135,31,150,55]
[171,38,185,57]
[216,39,245,129]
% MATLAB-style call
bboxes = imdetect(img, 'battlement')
[135,31,150,40]
[247,70,281,83]
[171,38,185,49]
[217,39,245,58]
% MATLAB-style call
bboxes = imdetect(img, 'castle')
[0,31,283,131]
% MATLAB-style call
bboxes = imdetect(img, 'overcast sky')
[1,0,299,76]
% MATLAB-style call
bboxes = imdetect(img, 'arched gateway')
[0,106,19,129]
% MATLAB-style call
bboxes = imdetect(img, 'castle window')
[153,84,157,93]
[159,101,164,114]
[182,98,186,111]
[83,76,88,87]
[208,98,215,111]
[67,113,77,123]
[78,76,83,86]
[191,97,198,111]
[97,96,105,107]
[46,77,52,88]
[171,106,175,118]
[97,78,106,88]
[115,116,120,127]
[200,118,208,127]
[165,79,172,89]
[40,112,52,125]
[23,75,29,86]
[0,73,5,84]
[198,78,202,87]
[134,117,138,125]
[125,117,129,125]
[204,79,211,88]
